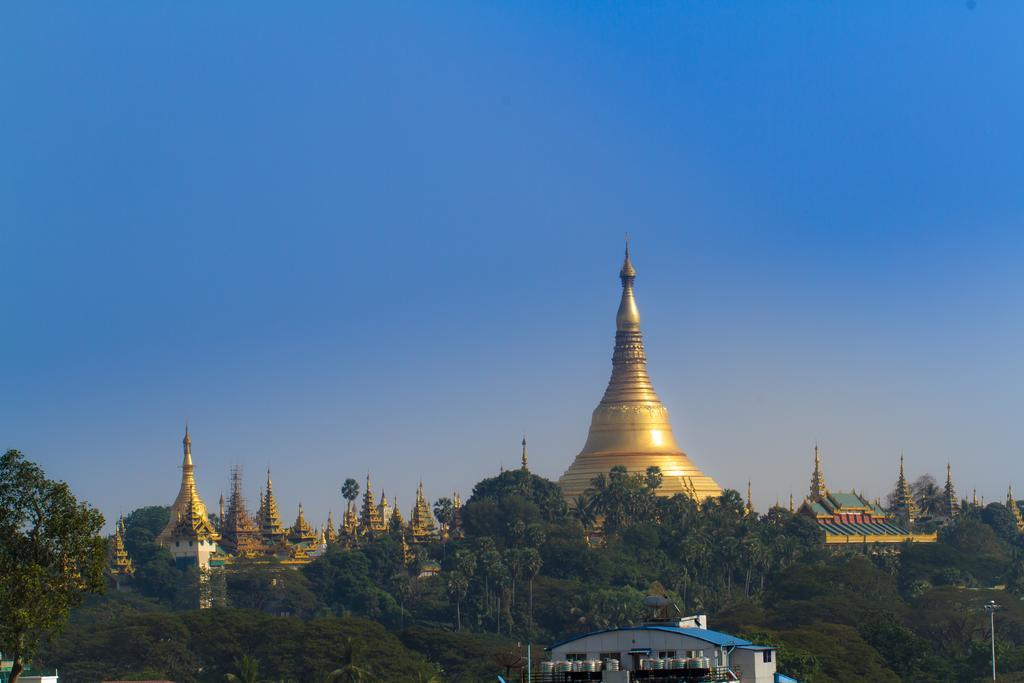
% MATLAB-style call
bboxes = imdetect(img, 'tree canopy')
[0,450,107,682]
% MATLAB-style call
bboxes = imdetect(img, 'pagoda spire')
[390,495,404,532]
[893,453,917,525]
[745,481,754,517]
[110,514,135,584]
[809,443,826,502]
[360,473,385,536]
[158,424,211,544]
[972,488,979,508]
[521,436,529,471]
[942,462,960,518]
[789,492,795,513]
[260,469,286,544]
[288,503,316,544]
[183,423,192,465]
[324,510,338,544]
[410,480,436,543]
[1008,485,1024,532]
[558,242,723,501]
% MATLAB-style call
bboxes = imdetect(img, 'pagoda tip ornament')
[558,242,722,501]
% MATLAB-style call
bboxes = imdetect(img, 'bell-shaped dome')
[559,244,722,501]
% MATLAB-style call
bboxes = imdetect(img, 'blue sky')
[3,2,1022,530]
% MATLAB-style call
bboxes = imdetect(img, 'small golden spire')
[745,481,754,517]
[789,492,794,513]
[1008,485,1024,531]
[521,436,528,471]
[942,462,959,517]
[182,423,193,466]
[616,238,640,331]
[391,495,404,527]
[894,452,917,523]
[809,443,826,502]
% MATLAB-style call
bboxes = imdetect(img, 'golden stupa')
[558,243,723,501]
[157,425,212,544]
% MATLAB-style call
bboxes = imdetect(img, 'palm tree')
[571,495,596,528]
[225,655,264,683]
[521,547,542,624]
[333,637,371,682]
[913,475,943,518]
[341,478,360,505]
[644,465,663,491]
[446,570,469,631]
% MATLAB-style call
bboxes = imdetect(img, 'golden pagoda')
[260,469,287,545]
[110,514,135,584]
[324,511,338,544]
[342,500,359,537]
[893,453,917,523]
[745,481,754,517]
[409,481,436,543]
[221,465,263,557]
[171,492,220,543]
[400,534,415,566]
[288,503,317,545]
[451,491,463,537]
[941,462,960,518]
[360,473,386,536]
[558,244,722,501]
[378,490,391,524]
[158,425,213,545]
[1008,485,1024,532]
[808,444,827,503]
[390,495,405,532]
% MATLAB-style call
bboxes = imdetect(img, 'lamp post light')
[984,600,1001,680]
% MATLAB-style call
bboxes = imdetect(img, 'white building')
[546,615,788,683]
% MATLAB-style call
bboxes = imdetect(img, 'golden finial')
[745,481,754,516]
[620,235,636,279]
[616,239,640,331]
[521,436,528,471]
[182,423,193,466]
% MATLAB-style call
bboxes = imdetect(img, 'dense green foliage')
[0,450,107,683]
[32,465,1024,682]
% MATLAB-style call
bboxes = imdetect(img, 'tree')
[644,465,664,491]
[333,636,372,682]
[341,479,360,505]
[0,450,106,683]
[225,654,265,683]
[433,497,455,531]
[912,475,943,518]
[521,547,542,624]
[447,571,469,631]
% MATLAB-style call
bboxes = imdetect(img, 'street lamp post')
[985,600,1001,680]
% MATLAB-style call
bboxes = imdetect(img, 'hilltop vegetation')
[36,467,1024,682]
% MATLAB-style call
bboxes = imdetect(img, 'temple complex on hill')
[797,445,937,545]
[110,426,452,595]
[559,244,722,501]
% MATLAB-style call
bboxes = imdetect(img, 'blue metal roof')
[775,673,799,683]
[546,625,752,650]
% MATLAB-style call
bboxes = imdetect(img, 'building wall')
[550,631,724,670]
[167,537,217,569]
[730,648,777,683]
